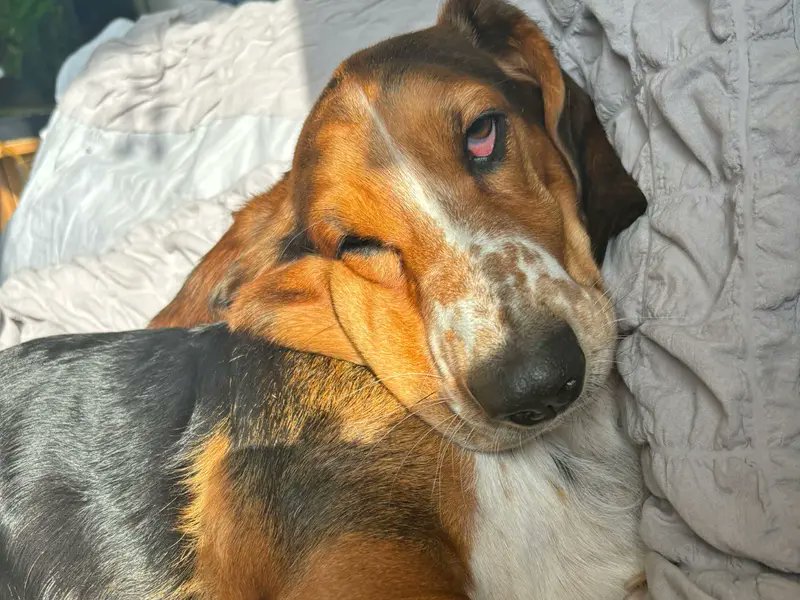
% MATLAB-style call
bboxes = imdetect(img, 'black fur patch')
[0,325,444,597]
[551,451,578,486]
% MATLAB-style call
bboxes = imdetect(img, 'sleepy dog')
[0,0,647,598]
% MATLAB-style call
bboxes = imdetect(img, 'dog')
[0,1,647,598]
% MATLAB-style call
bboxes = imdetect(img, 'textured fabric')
[0,1,798,598]
[0,164,277,348]
[518,1,799,597]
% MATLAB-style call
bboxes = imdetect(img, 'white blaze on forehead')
[355,87,574,292]
[356,87,472,250]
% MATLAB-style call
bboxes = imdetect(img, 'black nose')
[467,324,586,427]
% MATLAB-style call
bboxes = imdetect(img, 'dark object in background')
[0,0,138,121]
[2,1,73,109]
[0,0,139,232]
[72,0,137,48]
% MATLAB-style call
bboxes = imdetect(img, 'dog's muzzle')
[467,323,586,427]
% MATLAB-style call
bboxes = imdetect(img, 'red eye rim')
[466,114,497,159]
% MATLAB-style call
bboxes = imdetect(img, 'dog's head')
[152,0,646,451]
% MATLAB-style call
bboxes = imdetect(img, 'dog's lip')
[435,372,599,450]
[428,339,542,447]
[436,388,539,451]
[430,349,509,431]
[429,339,482,411]
[440,386,529,435]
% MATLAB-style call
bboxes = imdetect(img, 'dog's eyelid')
[466,108,503,128]
[336,234,386,257]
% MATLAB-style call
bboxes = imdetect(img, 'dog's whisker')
[275,219,325,261]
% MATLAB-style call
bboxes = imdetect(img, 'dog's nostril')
[506,408,553,427]
[503,389,577,427]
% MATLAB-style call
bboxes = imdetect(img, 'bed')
[0,1,797,598]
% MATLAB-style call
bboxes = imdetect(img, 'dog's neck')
[468,379,644,600]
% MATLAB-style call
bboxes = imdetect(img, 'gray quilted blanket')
[0,1,797,597]
[522,1,800,597]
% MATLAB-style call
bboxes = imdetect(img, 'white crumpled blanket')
[0,1,797,598]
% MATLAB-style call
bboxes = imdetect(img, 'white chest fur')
[468,393,644,600]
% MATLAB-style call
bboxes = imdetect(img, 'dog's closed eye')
[336,235,403,288]
[337,235,385,257]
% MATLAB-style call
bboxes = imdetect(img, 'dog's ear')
[556,77,647,263]
[149,174,297,329]
[228,252,439,415]
[148,225,244,329]
[439,0,646,263]
[227,256,364,365]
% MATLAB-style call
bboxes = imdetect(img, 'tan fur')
[285,535,470,600]
[172,359,477,599]
[150,0,647,596]
[176,428,282,600]
[151,175,295,329]
[228,256,363,365]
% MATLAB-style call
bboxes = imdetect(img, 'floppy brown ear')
[148,225,244,329]
[328,261,439,408]
[149,174,297,329]
[228,256,364,365]
[439,0,646,263]
[557,77,647,263]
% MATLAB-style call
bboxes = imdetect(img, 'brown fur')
[228,256,363,365]
[284,535,470,600]
[176,427,282,600]
[150,175,295,329]
[151,2,644,332]
[147,1,648,595]
[171,353,475,599]
[0,9,646,595]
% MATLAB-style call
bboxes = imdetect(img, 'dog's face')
[155,0,645,451]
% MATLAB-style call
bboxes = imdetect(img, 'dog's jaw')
[468,381,645,600]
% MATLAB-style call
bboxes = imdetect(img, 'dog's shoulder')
[1,324,252,407]
[0,324,266,598]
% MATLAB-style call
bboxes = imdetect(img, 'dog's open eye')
[465,112,505,169]
[467,115,496,157]
[337,235,384,257]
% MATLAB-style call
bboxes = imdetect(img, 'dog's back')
[0,327,225,597]
[0,326,470,599]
